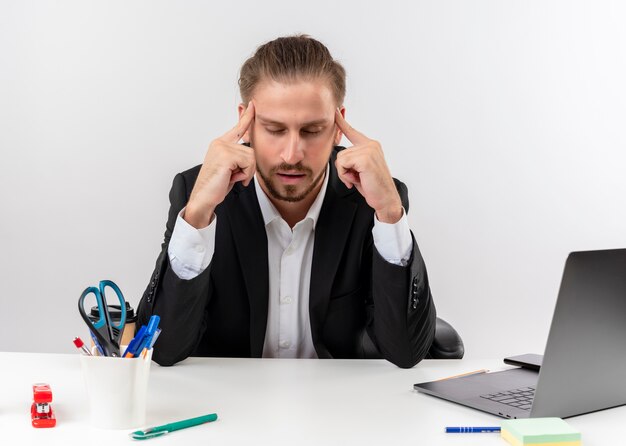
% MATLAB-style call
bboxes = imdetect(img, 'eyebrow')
[256,114,330,127]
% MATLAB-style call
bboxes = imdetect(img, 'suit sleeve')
[136,173,213,366]
[367,180,437,368]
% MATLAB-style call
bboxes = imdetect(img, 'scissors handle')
[77,280,127,357]
[78,286,116,356]
[98,280,127,339]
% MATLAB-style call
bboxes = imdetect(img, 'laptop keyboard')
[480,387,535,411]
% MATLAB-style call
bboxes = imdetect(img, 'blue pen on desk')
[445,426,501,433]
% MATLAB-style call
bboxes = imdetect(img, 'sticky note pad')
[501,418,581,446]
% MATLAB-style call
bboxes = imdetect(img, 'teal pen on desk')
[446,426,501,433]
[130,413,218,440]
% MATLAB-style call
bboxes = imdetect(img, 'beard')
[256,162,326,203]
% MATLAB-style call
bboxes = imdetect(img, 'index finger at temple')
[225,101,256,143]
[335,108,367,144]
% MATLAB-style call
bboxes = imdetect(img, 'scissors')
[78,280,127,357]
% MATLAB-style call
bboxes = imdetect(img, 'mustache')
[270,163,312,175]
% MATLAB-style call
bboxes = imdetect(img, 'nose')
[280,133,304,165]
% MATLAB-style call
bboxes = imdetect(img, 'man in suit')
[137,35,436,368]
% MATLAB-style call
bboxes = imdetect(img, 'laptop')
[414,248,626,419]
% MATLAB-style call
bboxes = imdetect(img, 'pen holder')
[80,345,152,429]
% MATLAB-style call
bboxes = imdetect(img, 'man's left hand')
[334,109,403,224]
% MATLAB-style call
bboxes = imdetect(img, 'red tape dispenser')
[31,383,56,428]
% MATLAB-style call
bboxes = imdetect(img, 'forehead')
[252,79,335,125]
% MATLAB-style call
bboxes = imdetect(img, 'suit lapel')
[226,181,269,357]
[309,156,358,357]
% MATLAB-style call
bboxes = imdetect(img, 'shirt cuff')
[372,208,413,266]
[167,207,216,280]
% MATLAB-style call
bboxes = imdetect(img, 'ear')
[237,102,252,143]
[334,106,346,146]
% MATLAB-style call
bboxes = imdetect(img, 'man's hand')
[185,101,256,229]
[334,109,403,224]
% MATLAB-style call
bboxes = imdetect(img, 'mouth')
[276,172,307,184]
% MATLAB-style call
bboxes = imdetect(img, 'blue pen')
[136,315,160,353]
[445,426,501,433]
[89,330,105,356]
[149,328,162,349]
[123,325,147,358]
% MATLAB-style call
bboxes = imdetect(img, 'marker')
[445,426,501,433]
[72,337,92,356]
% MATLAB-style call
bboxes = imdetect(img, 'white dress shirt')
[167,166,413,358]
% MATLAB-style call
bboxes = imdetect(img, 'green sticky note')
[501,418,581,444]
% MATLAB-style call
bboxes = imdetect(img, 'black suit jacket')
[137,146,436,368]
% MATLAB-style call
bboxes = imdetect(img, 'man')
[137,35,436,368]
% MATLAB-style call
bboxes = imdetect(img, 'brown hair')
[238,35,346,107]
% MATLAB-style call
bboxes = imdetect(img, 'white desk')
[0,352,621,445]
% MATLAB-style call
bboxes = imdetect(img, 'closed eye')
[265,128,323,136]
[267,128,285,135]
[302,129,321,136]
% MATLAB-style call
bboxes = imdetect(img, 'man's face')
[239,79,343,203]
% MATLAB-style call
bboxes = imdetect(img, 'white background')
[1,0,625,359]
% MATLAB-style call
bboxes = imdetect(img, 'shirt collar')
[254,164,329,229]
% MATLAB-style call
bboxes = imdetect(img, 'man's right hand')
[184,101,256,229]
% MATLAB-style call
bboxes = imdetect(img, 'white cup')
[80,345,152,429]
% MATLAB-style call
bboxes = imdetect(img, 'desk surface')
[1,352,622,445]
